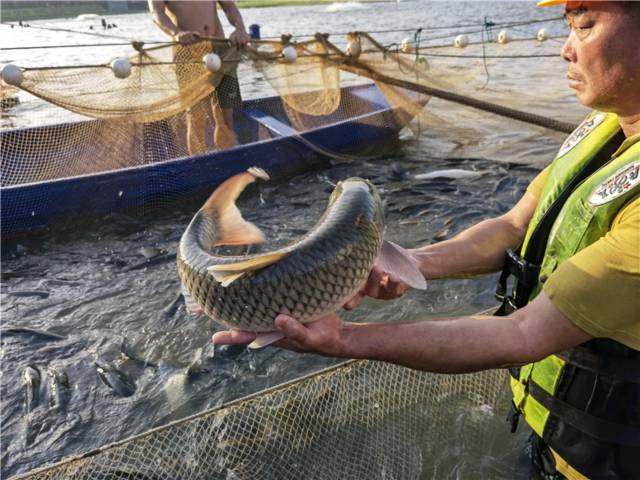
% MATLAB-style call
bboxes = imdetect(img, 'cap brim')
[537,0,567,6]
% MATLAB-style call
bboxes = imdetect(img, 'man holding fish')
[205,1,639,478]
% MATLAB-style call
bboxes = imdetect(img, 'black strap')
[496,129,626,311]
[556,346,640,384]
[528,381,640,446]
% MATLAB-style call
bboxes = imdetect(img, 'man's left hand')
[229,29,250,48]
[212,312,349,357]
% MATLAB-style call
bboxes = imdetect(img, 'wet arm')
[218,1,247,33]
[148,0,179,38]
[273,292,592,373]
[411,191,538,279]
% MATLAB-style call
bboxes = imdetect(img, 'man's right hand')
[175,31,200,46]
[343,265,409,311]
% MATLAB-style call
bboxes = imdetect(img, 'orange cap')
[537,0,567,6]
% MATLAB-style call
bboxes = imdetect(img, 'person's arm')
[215,291,592,373]
[344,191,539,309]
[148,0,199,45]
[413,191,538,279]
[218,0,250,47]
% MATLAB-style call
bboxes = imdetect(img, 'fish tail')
[198,167,270,248]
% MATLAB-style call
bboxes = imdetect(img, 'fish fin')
[377,240,427,290]
[218,272,246,287]
[248,332,285,349]
[208,251,288,284]
[181,284,204,316]
[202,167,270,247]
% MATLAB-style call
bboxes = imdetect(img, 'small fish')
[124,252,176,272]
[162,293,185,319]
[95,361,136,397]
[414,169,485,181]
[22,365,41,414]
[48,366,70,410]
[178,167,426,348]
[120,340,158,368]
[8,290,50,299]
[2,327,66,342]
[140,246,166,259]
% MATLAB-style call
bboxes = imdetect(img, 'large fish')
[177,167,426,348]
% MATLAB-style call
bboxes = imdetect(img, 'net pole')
[323,34,578,134]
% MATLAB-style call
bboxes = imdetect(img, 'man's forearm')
[410,192,538,280]
[219,1,246,31]
[341,315,524,373]
[149,0,185,38]
[413,215,524,279]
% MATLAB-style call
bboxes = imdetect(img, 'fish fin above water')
[248,332,285,349]
[202,167,270,247]
[181,284,204,316]
[208,251,288,286]
[378,240,427,290]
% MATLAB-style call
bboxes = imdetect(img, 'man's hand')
[229,28,250,48]
[271,312,347,356]
[212,312,349,357]
[175,30,200,46]
[343,264,409,310]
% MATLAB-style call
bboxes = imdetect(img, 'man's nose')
[561,34,576,63]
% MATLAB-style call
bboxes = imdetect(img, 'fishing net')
[1,29,583,233]
[13,360,519,480]
[3,22,579,479]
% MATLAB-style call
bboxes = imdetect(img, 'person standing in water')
[149,1,250,154]
[214,1,640,478]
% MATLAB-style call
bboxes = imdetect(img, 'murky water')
[1,1,586,477]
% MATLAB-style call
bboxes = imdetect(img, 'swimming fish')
[414,169,485,180]
[22,365,41,414]
[177,167,426,348]
[95,360,136,397]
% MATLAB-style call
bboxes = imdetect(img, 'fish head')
[334,177,385,228]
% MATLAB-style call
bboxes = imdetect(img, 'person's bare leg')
[212,100,238,150]
[186,99,211,155]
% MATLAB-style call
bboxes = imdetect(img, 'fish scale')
[177,172,384,333]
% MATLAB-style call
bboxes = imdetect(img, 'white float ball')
[1,64,23,86]
[282,45,297,63]
[346,39,361,57]
[400,37,413,54]
[454,34,469,48]
[537,28,547,42]
[203,53,222,72]
[110,58,131,79]
[497,30,511,44]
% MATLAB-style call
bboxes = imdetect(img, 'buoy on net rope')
[497,30,511,44]
[454,34,469,48]
[1,64,23,86]
[282,45,297,63]
[537,28,547,42]
[345,33,361,57]
[110,58,132,79]
[203,53,222,72]
[400,37,414,53]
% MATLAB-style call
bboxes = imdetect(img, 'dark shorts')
[214,73,242,110]
[173,42,242,110]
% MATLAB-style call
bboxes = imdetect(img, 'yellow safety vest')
[498,112,640,479]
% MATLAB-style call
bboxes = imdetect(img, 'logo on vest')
[589,161,640,206]
[557,112,607,158]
